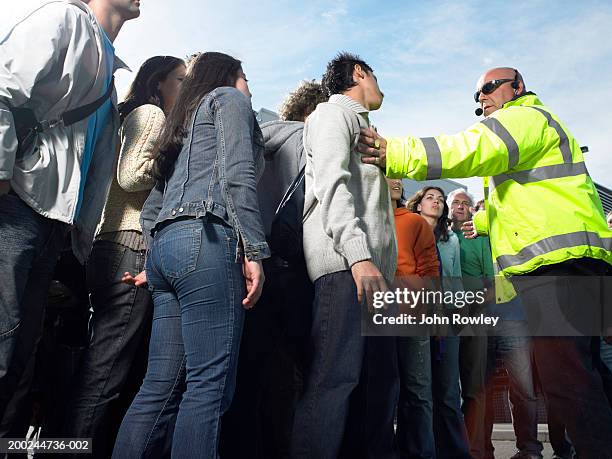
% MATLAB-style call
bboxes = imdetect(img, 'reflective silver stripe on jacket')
[421,137,442,180]
[528,106,573,163]
[480,118,519,169]
[496,231,612,270]
[489,161,589,191]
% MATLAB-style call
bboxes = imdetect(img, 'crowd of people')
[1,1,612,459]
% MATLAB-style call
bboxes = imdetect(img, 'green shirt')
[453,229,494,291]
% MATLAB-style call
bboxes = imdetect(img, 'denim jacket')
[0,0,127,263]
[141,87,270,262]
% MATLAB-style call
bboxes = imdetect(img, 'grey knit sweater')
[302,94,397,283]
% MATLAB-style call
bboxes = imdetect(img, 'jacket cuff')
[473,210,489,236]
[341,235,372,267]
[244,241,271,262]
[385,138,404,179]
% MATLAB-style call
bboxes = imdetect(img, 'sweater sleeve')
[117,104,165,192]
[414,216,440,277]
[307,103,371,266]
[453,236,463,278]
[445,234,464,294]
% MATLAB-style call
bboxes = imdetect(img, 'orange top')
[394,208,440,278]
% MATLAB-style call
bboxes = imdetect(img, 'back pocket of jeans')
[158,221,202,278]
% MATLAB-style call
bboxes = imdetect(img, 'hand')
[243,258,265,309]
[351,260,388,310]
[604,336,612,345]
[0,180,10,196]
[461,220,478,239]
[122,270,147,287]
[357,128,387,170]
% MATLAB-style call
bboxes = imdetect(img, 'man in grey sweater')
[291,52,397,459]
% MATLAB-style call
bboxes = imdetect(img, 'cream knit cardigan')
[97,104,165,237]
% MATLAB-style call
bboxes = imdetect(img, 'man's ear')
[353,64,365,81]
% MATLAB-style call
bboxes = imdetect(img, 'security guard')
[359,67,612,458]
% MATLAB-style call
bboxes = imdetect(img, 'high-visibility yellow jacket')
[386,93,612,277]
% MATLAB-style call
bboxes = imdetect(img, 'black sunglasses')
[474,79,514,102]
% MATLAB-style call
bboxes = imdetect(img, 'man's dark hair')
[322,52,373,96]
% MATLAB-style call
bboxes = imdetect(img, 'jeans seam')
[303,274,333,455]
[87,282,141,428]
[142,354,187,455]
[0,321,20,338]
[209,231,237,457]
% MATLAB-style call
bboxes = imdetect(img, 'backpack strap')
[11,77,115,147]
[61,76,115,126]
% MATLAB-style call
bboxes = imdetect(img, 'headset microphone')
[475,107,483,116]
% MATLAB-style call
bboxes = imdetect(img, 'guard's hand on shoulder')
[358,128,386,170]
[461,220,478,239]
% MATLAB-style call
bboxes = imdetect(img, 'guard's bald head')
[475,67,526,116]
[477,67,525,91]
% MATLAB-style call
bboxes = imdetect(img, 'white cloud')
[321,2,347,23]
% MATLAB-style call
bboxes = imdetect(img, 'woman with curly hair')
[279,79,327,122]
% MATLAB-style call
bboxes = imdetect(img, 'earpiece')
[511,69,519,90]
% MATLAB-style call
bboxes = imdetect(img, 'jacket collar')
[113,56,130,72]
[502,91,542,109]
[328,94,369,115]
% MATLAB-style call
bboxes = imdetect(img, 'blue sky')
[4,0,612,198]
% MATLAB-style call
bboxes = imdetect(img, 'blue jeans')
[459,335,488,459]
[397,336,434,459]
[431,336,471,459]
[63,240,153,458]
[600,338,612,407]
[353,336,400,459]
[291,271,365,459]
[113,217,245,459]
[485,321,543,458]
[0,192,67,433]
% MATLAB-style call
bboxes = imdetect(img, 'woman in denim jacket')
[113,52,270,459]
